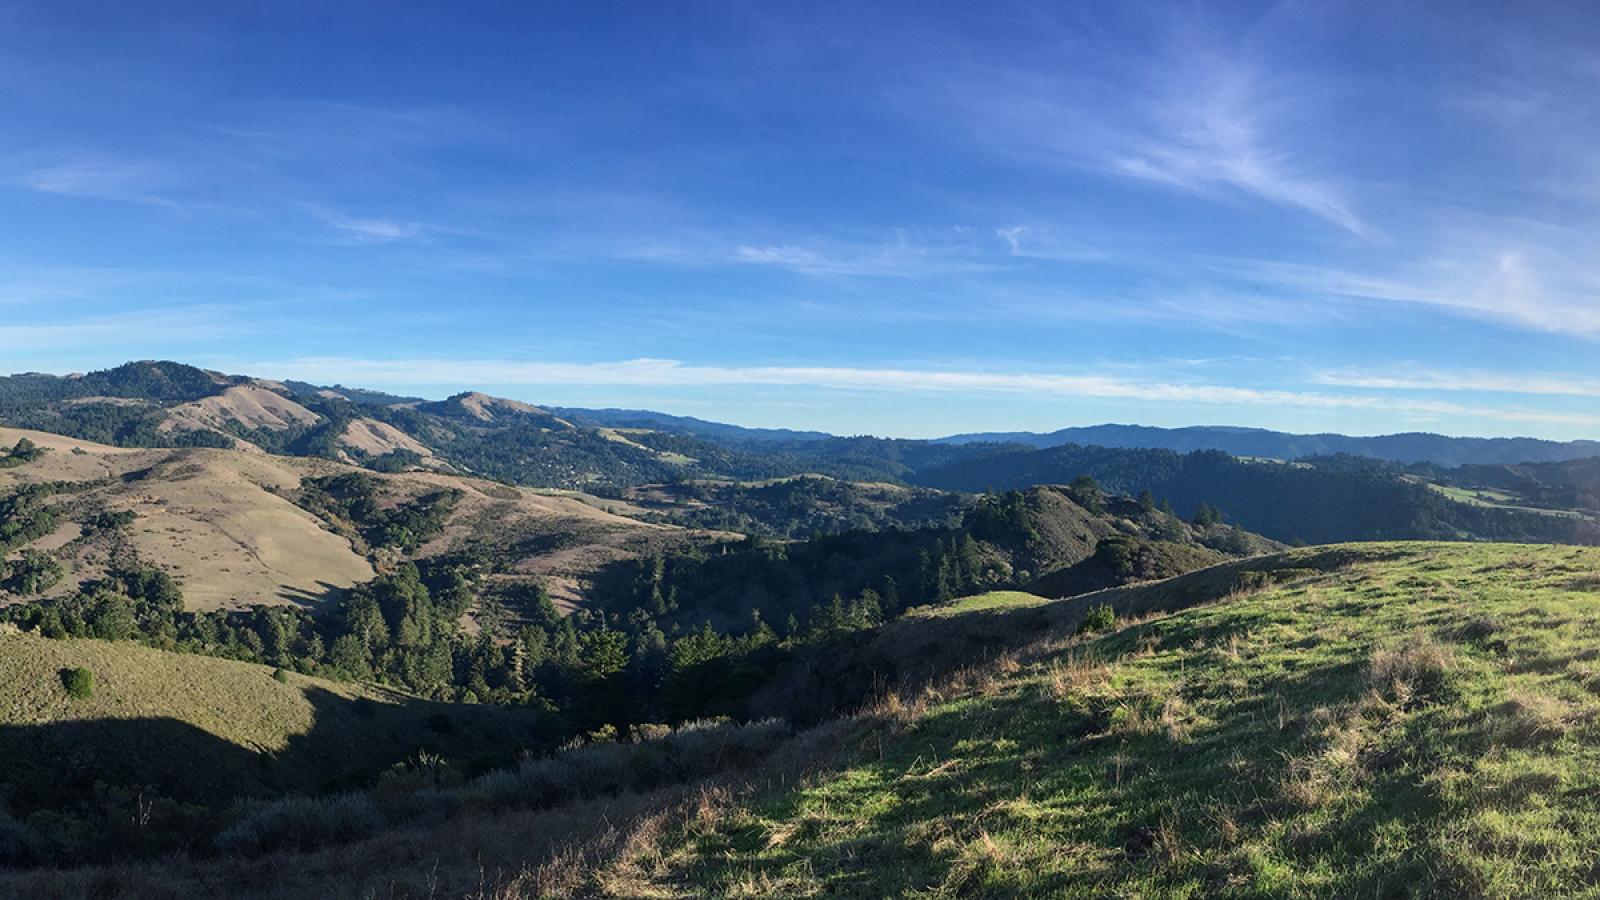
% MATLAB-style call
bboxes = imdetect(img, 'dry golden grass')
[0,425,696,612]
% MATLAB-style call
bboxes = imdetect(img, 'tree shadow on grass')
[274,580,347,608]
[0,685,553,821]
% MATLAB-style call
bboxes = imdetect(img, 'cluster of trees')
[594,482,1251,637]
[0,549,64,595]
[0,484,65,556]
[364,448,425,473]
[0,551,867,739]
[0,485,135,597]
[0,437,43,469]
[0,361,231,407]
[296,473,460,553]
[0,402,233,449]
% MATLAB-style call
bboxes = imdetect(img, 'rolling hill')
[0,424,696,612]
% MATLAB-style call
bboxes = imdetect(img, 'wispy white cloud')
[20,157,177,206]
[1108,56,1369,237]
[629,229,1007,278]
[1208,225,1600,336]
[1315,365,1600,398]
[249,356,1600,429]
[305,207,427,243]
[924,14,1369,236]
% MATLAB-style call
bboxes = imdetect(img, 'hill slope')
[9,542,1598,897]
[595,541,1600,897]
[0,426,689,611]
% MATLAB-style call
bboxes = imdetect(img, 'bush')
[272,668,290,683]
[1076,603,1116,635]
[215,794,382,855]
[60,667,94,700]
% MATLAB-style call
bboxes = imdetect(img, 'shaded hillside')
[0,630,547,856]
[1029,534,1227,598]
[590,484,1277,636]
[938,422,1600,466]
[916,444,1600,546]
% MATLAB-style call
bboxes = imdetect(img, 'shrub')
[1076,603,1116,635]
[60,667,94,700]
[272,668,290,683]
[215,794,382,855]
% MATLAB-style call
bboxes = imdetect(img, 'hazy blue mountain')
[935,423,1600,467]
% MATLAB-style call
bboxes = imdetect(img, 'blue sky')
[4,1,1600,439]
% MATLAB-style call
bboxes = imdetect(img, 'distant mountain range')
[935,423,1600,467]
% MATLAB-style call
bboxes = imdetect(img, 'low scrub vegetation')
[59,666,92,699]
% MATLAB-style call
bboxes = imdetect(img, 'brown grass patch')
[1368,635,1456,706]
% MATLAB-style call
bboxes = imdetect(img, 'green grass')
[907,590,1052,618]
[621,542,1600,898]
[0,628,548,807]
[1421,481,1581,519]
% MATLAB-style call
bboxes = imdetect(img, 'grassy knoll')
[907,590,1052,618]
[609,542,1600,897]
[0,629,547,808]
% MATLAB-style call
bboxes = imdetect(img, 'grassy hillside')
[7,542,1600,897]
[0,629,547,811]
[0,426,687,611]
[597,542,1600,897]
